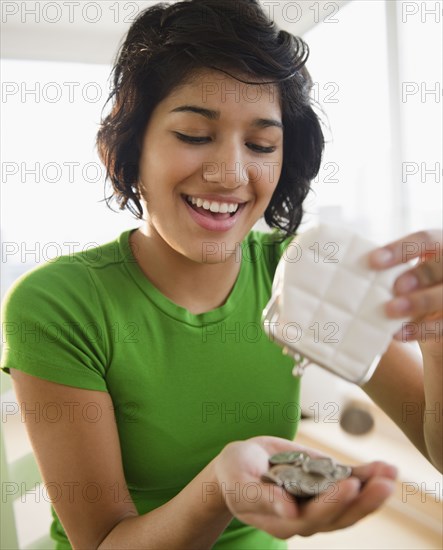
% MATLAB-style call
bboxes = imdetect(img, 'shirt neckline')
[118,228,250,327]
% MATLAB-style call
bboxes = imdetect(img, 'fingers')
[367,230,442,332]
[394,259,443,296]
[232,479,360,539]
[235,466,396,539]
[331,476,396,531]
[351,461,398,483]
[294,477,362,536]
[295,462,396,535]
[385,286,443,319]
[369,229,442,269]
[393,316,443,342]
[222,440,399,540]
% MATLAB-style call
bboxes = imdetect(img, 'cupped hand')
[214,436,397,540]
[369,229,443,357]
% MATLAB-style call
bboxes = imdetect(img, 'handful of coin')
[261,451,353,499]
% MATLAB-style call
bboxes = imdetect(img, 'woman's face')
[138,68,283,263]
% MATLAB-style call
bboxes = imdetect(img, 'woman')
[2,0,441,548]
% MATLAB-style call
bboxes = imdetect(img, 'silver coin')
[269,451,306,466]
[283,470,331,497]
[278,467,307,496]
[261,470,282,485]
[268,464,301,483]
[329,464,352,481]
[302,457,335,477]
[299,472,332,496]
[283,478,306,497]
[263,453,354,498]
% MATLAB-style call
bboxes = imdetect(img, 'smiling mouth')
[184,195,243,219]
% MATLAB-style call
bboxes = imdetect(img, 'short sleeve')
[253,230,296,277]
[274,233,297,263]
[1,259,109,391]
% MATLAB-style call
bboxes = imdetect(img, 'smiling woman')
[1,1,442,550]
[128,69,286,312]
[95,1,323,237]
[135,70,281,265]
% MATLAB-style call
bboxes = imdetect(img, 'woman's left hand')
[369,229,443,358]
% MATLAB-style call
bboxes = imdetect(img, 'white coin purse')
[263,224,410,385]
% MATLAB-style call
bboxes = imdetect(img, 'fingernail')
[373,248,393,266]
[396,274,418,293]
[388,297,411,314]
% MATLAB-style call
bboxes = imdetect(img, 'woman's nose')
[202,143,250,188]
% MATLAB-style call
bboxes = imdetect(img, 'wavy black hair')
[96,0,324,238]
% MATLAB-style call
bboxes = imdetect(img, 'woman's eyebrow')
[169,104,283,130]
[253,118,284,131]
[170,105,219,120]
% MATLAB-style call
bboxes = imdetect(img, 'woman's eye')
[247,143,276,154]
[174,132,210,144]
[174,132,276,153]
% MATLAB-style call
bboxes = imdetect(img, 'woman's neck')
[129,226,242,315]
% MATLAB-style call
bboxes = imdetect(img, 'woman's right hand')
[214,436,397,539]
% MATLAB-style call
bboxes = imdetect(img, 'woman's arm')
[364,229,443,472]
[97,460,232,550]
[421,348,443,472]
[10,369,232,550]
[11,368,398,547]
[362,340,429,458]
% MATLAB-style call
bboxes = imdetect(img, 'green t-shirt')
[1,228,300,549]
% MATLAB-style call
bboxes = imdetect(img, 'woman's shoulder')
[1,249,113,389]
[244,229,295,270]
[241,229,296,283]
[246,229,294,248]
[2,231,130,305]
[1,264,95,350]
[4,253,92,308]
[1,232,130,322]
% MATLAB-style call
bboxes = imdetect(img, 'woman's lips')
[182,196,246,232]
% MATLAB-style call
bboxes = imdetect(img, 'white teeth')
[187,196,240,214]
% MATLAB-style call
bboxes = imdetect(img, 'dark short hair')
[96,0,324,237]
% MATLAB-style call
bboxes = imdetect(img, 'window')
[301,0,442,240]
[1,59,135,296]
[1,0,441,291]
